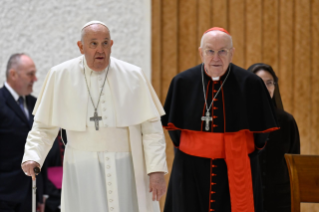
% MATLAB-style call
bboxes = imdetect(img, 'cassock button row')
[103,108,106,111]
[106,157,109,160]
[109,190,112,194]
[102,100,105,103]
[109,199,113,202]
[108,182,112,186]
[110,207,114,211]
[106,165,110,169]
[107,174,111,177]
[104,116,107,119]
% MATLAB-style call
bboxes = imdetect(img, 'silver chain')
[201,63,231,112]
[59,59,111,146]
[83,59,111,111]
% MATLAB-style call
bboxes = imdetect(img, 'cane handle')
[33,167,40,175]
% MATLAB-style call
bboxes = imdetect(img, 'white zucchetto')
[81,20,108,31]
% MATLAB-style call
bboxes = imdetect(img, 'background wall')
[0,0,151,96]
[152,0,319,211]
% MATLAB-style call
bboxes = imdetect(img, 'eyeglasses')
[204,48,232,57]
[265,80,276,88]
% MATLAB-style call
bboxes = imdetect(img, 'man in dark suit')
[0,53,46,212]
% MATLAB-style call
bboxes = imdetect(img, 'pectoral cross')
[90,110,102,130]
[201,111,213,131]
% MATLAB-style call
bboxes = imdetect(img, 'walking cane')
[32,167,41,212]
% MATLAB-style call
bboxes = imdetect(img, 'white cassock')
[22,56,168,212]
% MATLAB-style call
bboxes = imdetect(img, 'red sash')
[180,130,255,212]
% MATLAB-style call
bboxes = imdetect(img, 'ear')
[77,41,84,54]
[9,69,17,79]
[229,47,235,61]
[198,47,204,63]
[109,40,114,53]
[231,47,235,55]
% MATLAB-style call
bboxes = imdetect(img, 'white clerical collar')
[83,57,107,78]
[212,76,220,81]
[4,81,24,101]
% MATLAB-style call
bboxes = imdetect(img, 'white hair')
[200,31,233,48]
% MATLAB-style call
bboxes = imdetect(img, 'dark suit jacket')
[0,85,46,211]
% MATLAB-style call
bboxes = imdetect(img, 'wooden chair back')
[284,154,319,212]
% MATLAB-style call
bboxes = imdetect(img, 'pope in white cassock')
[21,21,168,212]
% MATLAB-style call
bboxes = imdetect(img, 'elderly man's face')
[77,24,113,71]
[11,55,37,96]
[199,31,234,77]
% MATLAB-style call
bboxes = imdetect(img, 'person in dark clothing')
[161,28,278,212]
[248,63,300,212]
[45,130,66,212]
[0,53,47,212]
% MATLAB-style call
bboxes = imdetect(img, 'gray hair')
[6,53,26,79]
[200,32,233,48]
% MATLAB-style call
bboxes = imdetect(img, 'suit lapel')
[3,86,31,128]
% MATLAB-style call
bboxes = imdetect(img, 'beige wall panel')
[310,11,319,212]
[245,0,262,68]
[278,0,294,113]
[293,0,311,156]
[197,0,211,64]
[152,0,162,96]
[159,0,179,210]
[178,0,198,72]
[301,202,319,212]
[311,0,319,156]
[161,0,178,102]
[211,0,228,29]
[262,0,279,72]
[229,0,245,68]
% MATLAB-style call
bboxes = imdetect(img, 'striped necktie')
[18,96,29,119]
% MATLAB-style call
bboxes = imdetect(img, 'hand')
[37,196,47,212]
[21,160,40,181]
[37,202,45,212]
[149,172,166,201]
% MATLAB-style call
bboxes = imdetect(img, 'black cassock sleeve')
[289,117,300,154]
[168,130,181,147]
[253,133,269,150]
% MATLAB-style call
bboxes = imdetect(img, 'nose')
[97,44,104,53]
[33,75,38,82]
[212,54,220,61]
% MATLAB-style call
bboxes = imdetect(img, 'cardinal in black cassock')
[161,28,279,212]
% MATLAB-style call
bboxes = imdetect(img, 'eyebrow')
[204,46,228,50]
[90,38,109,41]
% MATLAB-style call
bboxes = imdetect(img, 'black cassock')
[161,63,278,212]
[259,109,300,212]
